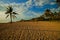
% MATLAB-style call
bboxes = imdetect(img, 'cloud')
[0,0,57,23]
[33,0,56,7]
[50,2,56,5]
[33,0,49,6]
[0,11,10,23]
[25,0,33,8]
[0,2,28,22]
[0,0,42,23]
[50,7,60,13]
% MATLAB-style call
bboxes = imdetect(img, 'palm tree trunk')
[10,13,12,23]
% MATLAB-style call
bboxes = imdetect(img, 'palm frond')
[5,6,13,14]
[12,12,18,15]
[6,15,9,18]
[5,11,9,14]
[7,7,9,10]
[9,6,13,12]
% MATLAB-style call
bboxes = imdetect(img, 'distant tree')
[5,6,18,23]
[56,0,60,6]
[45,9,50,16]
[44,9,54,17]
[44,9,54,20]
[54,12,58,16]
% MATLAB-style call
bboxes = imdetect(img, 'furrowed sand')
[0,21,60,40]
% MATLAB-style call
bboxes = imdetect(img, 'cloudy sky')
[0,0,59,23]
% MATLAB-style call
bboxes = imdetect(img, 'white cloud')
[34,0,49,6]
[50,7,60,13]
[50,2,56,5]
[33,0,56,7]
[0,0,57,23]
[0,11,10,23]
[25,0,33,8]
[0,0,43,23]
[20,11,42,20]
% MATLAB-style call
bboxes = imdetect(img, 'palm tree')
[5,6,18,23]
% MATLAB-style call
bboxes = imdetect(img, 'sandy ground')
[0,21,60,40]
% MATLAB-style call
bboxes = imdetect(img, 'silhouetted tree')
[44,9,54,20]
[45,9,54,17]
[5,6,18,23]
[45,9,51,17]
[56,0,60,6]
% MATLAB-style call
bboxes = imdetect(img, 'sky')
[0,0,60,23]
